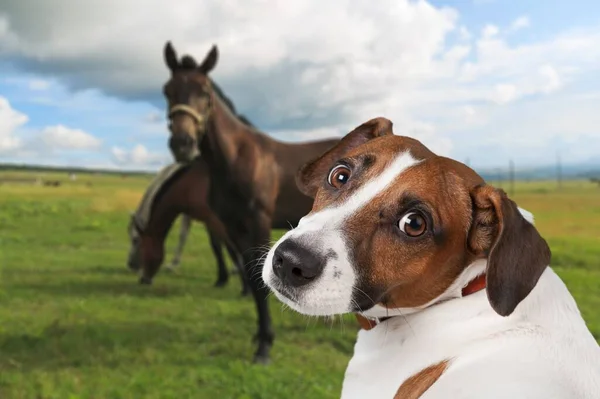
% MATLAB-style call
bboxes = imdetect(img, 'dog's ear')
[468,185,551,316]
[296,117,393,197]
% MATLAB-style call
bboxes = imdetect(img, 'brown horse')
[159,42,340,363]
[127,158,249,295]
[164,67,256,275]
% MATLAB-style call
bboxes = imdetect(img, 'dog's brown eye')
[327,165,351,189]
[398,212,426,237]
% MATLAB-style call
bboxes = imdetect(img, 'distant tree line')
[0,163,154,177]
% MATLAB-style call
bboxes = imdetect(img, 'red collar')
[356,274,487,331]
[461,273,487,297]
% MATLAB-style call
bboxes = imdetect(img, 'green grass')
[0,171,598,398]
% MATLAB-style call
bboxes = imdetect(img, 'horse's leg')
[237,213,273,364]
[229,259,239,275]
[209,230,229,287]
[166,214,191,272]
[224,242,249,296]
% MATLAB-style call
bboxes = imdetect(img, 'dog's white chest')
[339,289,600,399]
[342,347,411,398]
[340,323,456,399]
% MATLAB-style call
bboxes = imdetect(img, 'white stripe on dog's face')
[262,151,420,315]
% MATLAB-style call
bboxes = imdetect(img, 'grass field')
[0,170,599,399]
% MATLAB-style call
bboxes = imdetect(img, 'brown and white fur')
[262,118,600,398]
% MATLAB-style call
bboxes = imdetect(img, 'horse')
[163,66,256,274]
[158,41,340,364]
[126,158,249,295]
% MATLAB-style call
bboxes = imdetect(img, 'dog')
[262,117,600,398]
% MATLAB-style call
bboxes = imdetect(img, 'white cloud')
[462,105,476,123]
[399,119,454,156]
[0,0,459,145]
[0,95,26,153]
[272,126,343,143]
[28,79,51,91]
[509,16,530,32]
[456,91,600,167]
[0,1,598,169]
[111,144,169,167]
[0,95,104,159]
[484,64,563,105]
[539,64,561,93]
[482,24,499,39]
[493,84,518,104]
[40,125,102,150]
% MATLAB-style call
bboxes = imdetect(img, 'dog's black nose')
[272,239,324,287]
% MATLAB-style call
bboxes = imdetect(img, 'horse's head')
[126,212,165,283]
[162,41,218,162]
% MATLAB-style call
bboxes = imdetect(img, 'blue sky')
[0,0,599,171]
[0,73,166,167]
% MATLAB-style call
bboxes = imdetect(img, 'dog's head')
[262,117,551,318]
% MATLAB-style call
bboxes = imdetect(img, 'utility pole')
[509,159,515,197]
[496,168,503,189]
[557,151,562,191]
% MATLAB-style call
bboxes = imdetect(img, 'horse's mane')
[179,54,254,128]
[133,162,193,229]
[148,164,192,216]
[210,79,255,128]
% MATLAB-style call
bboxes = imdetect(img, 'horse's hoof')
[214,280,228,288]
[139,276,152,285]
[253,354,271,365]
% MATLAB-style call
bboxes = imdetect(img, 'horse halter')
[169,104,206,124]
[167,81,214,135]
